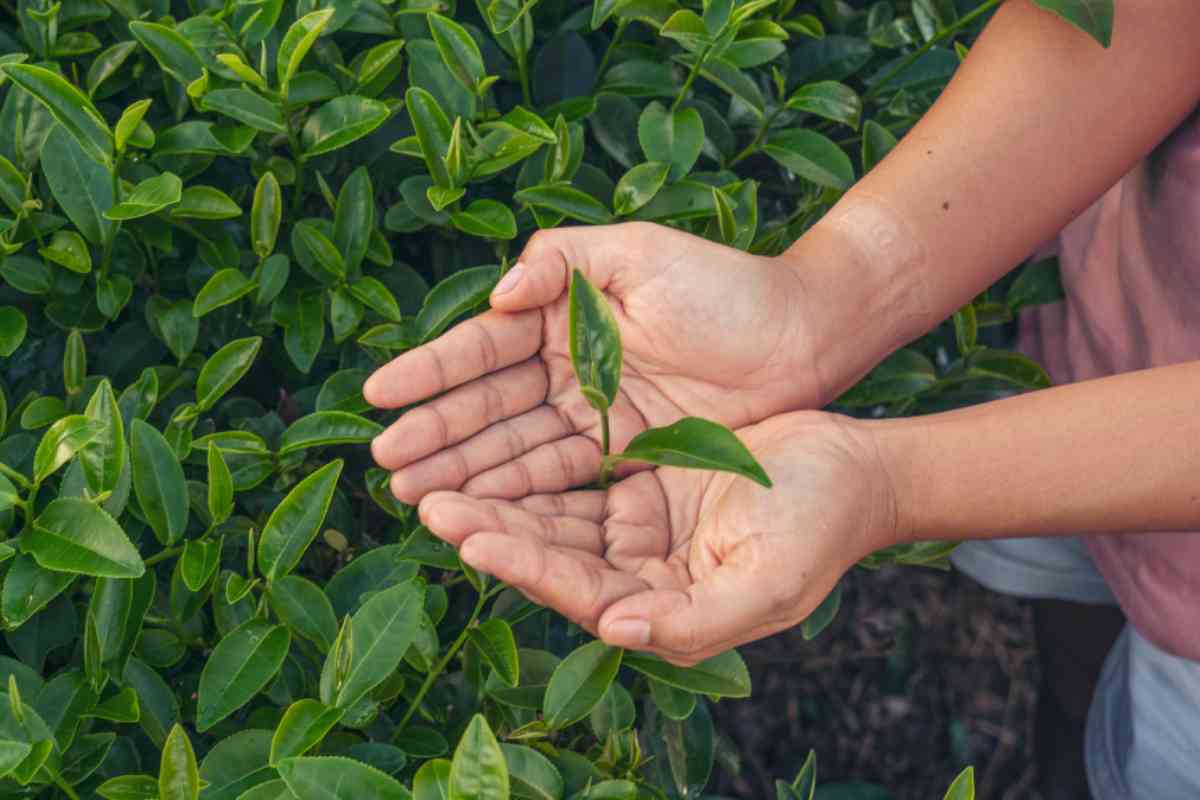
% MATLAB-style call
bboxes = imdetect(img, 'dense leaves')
[0,0,1099,796]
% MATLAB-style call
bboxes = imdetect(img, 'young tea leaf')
[567,269,623,412]
[617,417,771,487]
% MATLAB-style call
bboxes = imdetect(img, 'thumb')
[488,223,652,311]
[597,562,782,662]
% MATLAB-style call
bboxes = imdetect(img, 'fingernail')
[491,263,524,297]
[605,619,650,647]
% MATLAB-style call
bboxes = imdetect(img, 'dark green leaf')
[278,411,383,455]
[270,700,345,765]
[129,21,205,85]
[302,96,391,159]
[0,307,26,357]
[800,582,841,640]
[334,580,424,708]
[762,129,853,190]
[414,265,500,344]
[201,88,286,134]
[27,498,144,578]
[194,269,254,317]
[637,102,704,182]
[130,419,189,546]
[1031,0,1112,47]
[836,348,937,407]
[622,649,751,697]
[786,81,861,128]
[618,417,771,487]
[406,87,454,188]
[196,620,290,731]
[468,619,519,688]
[258,460,344,581]
[1,64,112,166]
[334,167,374,276]
[543,640,622,729]
[268,576,338,652]
[451,200,517,240]
[429,14,486,95]
[277,756,412,800]
[196,337,262,411]
[105,173,182,221]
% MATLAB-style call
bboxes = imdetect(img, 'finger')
[363,309,541,409]
[388,406,572,503]
[372,358,548,472]
[458,531,647,629]
[596,560,785,662]
[418,492,605,553]
[515,490,607,522]
[461,435,602,499]
[489,223,661,311]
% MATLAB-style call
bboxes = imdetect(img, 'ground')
[710,563,1040,799]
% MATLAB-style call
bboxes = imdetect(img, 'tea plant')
[0,0,1109,798]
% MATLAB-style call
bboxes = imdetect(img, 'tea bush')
[0,0,1110,798]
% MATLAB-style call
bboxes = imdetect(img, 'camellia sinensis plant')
[0,0,1109,798]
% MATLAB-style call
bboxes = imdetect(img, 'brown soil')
[710,564,1040,799]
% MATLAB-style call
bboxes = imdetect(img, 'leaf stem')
[670,52,707,113]
[143,545,184,567]
[727,106,785,168]
[0,462,29,488]
[394,587,489,734]
[287,123,306,216]
[593,19,628,91]
[516,51,533,108]
[862,0,1002,102]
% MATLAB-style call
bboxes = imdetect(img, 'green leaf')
[791,750,817,800]
[278,411,383,455]
[406,87,454,188]
[196,729,275,800]
[105,173,183,221]
[201,88,286,134]
[836,348,936,407]
[943,766,975,800]
[2,555,74,627]
[268,575,339,651]
[34,414,104,483]
[270,700,345,765]
[277,756,412,800]
[543,640,622,729]
[334,580,424,708]
[637,102,704,182]
[114,99,153,153]
[861,119,898,173]
[155,299,198,363]
[786,81,861,129]
[451,200,517,240]
[612,162,670,216]
[196,619,290,731]
[334,167,373,276]
[284,290,326,374]
[26,497,144,578]
[415,265,501,344]
[194,269,254,317]
[196,337,262,411]
[501,745,562,800]
[1031,0,1113,47]
[129,21,205,86]
[449,714,508,800]
[302,96,391,159]
[257,459,344,582]
[649,676,696,720]
[622,649,751,697]
[207,446,234,525]
[964,349,1050,389]
[278,10,336,91]
[468,619,519,688]
[159,724,200,800]
[347,278,402,322]
[1007,257,1064,311]
[130,419,189,546]
[39,230,92,274]
[429,14,487,95]
[567,269,622,413]
[252,172,283,260]
[762,129,853,190]
[180,538,222,592]
[293,222,346,281]
[800,582,841,640]
[1,64,113,167]
[660,10,711,52]
[618,417,771,487]
[63,330,87,397]
[97,774,160,800]
[0,307,27,357]
[516,183,613,224]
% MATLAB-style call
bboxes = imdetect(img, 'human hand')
[364,222,823,505]
[416,412,898,665]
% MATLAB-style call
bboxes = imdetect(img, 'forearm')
[783,0,1200,397]
[872,361,1200,543]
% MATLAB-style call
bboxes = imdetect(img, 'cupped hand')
[363,222,821,505]
[416,412,898,666]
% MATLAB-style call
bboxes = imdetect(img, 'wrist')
[776,194,938,403]
[855,415,928,549]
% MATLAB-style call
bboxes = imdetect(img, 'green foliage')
[0,0,1106,797]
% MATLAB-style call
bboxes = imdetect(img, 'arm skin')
[784,0,1200,400]
[872,361,1200,545]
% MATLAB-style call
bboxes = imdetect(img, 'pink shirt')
[1018,109,1200,660]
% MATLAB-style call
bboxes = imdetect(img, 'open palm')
[365,222,819,504]
[417,413,895,665]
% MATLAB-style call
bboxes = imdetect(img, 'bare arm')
[785,0,1200,399]
[874,361,1200,542]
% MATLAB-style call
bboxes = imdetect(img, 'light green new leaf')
[334,580,424,708]
[347,277,401,322]
[277,9,335,90]
[172,185,241,220]
[129,419,189,545]
[618,417,772,487]
[468,619,519,688]
[196,336,263,411]
[180,538,222,592]
[194,270,254,318]
[27,498,144,578]
[429,14,486,95]
[301,96,391,158]
[258,460,344,582]
[105,173,183,221]
[159,724,200,800]
[543,640,623,728]
[114,99,152,153]
[270,700,345,766]
[278,411,383,455]
[448,715,508,800]
[39,230,92,274]
[196,620,290,731]
[622,649,751,697]
[943,766,975,800]
[613,162,670,216]
[568,269,622,412]
[252,172,282,260]
[1,64,113,167]
[207,446,234,525]
[277,756,412,800]
[34,415,104,483]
